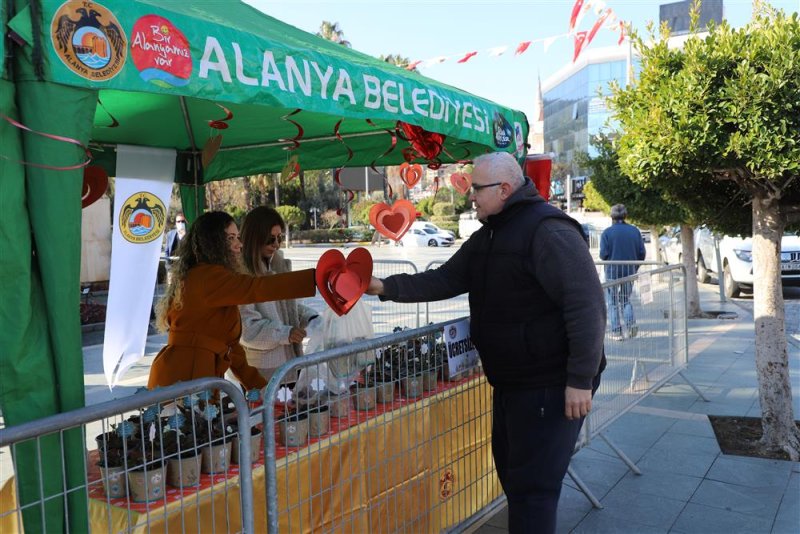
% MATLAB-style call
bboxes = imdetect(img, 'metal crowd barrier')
[259,262,694,531]
[290,258,422,334]
[262,321,496,534]
[0,262,694,533]
[0,379,256,533]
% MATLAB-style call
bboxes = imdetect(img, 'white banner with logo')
[103,145,176,388]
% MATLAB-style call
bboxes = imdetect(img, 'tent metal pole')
[179,96,201,216]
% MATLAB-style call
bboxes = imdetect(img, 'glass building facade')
[543,56,631,179]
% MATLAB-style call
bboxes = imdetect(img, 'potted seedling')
[198,404,233,474]
[161,412,201,488]
[127,420,165,503]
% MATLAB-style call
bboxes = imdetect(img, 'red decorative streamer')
[1,113,92,170]
[208,104,234,130]
[457,51,478,63]
[332,119,356,214]
[278,108,304,151]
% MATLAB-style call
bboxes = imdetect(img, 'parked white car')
[401,222,455,247]
[658,226,683,265]
[695,227,800,298]
[412,221,456,239]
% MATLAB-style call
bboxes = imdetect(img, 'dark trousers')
[491,378,599,534]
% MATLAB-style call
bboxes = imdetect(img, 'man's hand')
[564,386,592,420]
[366,276,384,296]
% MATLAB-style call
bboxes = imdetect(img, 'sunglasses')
[470,182,503,193]
[266,234,285,246]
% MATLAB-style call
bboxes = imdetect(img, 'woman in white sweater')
[238,207,318,383]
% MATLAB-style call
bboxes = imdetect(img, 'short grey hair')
[610,204,627,221]
[473,152,525,188]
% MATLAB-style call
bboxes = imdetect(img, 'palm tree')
[316,21,351,47]
[379,53,417,72]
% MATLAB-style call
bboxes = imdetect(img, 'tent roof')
[12,0,529,181]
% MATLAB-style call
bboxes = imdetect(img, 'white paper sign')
[444,319,479,379]
[639,272,653,305]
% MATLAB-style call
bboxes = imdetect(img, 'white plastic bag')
[301,300,375,395]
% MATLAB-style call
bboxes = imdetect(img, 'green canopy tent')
[1,0,528,531]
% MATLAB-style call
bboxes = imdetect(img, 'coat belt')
[168,330,234,356]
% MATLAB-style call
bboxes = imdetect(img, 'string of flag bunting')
[407,0,626,70]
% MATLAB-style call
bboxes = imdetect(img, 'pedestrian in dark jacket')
[599,204,646,340]
[366,152,606,534]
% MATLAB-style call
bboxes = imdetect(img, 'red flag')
[406,60,422,70]
[515,41,532,55]
[457,51,478,63]
[617,21,626,45]
[569,0,585,32]
[587,9,611,45]
[573,31,588,62]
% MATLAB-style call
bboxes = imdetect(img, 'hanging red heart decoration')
[315,247,373,316]
[398,121,445,161]
[81,166,109,208]
[368,200,417,241]
[399,162,423,188]
[450,171,472,195]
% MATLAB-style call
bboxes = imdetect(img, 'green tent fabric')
[1,14,93,533]
[1,1,528,532]
[32,0,529,180]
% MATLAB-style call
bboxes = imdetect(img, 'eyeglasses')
[470,182,503,194]
[266,234,285,246]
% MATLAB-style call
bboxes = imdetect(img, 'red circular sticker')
[130,15,192,87]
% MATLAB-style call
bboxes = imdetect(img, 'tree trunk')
[680,224,703,318]
[299,169,306,201]
[751,195,800,460]
[273,173,280,207]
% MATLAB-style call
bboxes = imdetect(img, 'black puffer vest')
[466,183,585,389]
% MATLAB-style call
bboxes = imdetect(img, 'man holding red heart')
[367,151,606,534]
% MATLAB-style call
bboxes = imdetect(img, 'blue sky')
[245,0,799,122]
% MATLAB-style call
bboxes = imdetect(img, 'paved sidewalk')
[474,285,800,534]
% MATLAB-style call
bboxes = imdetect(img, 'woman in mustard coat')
[147,211,315,391]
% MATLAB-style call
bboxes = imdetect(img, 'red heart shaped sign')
[82,166,109,208]
[315,247,373,316]
[399,162,423,188]
[398,122,445,160]
[450,172,472,195]
[368,200,417,241]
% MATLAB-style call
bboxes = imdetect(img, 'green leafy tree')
[415,196,435,218]
[609,6,800,459]
[276,205,305,229]
[316,21,352,47]
[581,181,609,214]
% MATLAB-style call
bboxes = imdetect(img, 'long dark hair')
[240,206,285,276]
[156,211,238,331]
